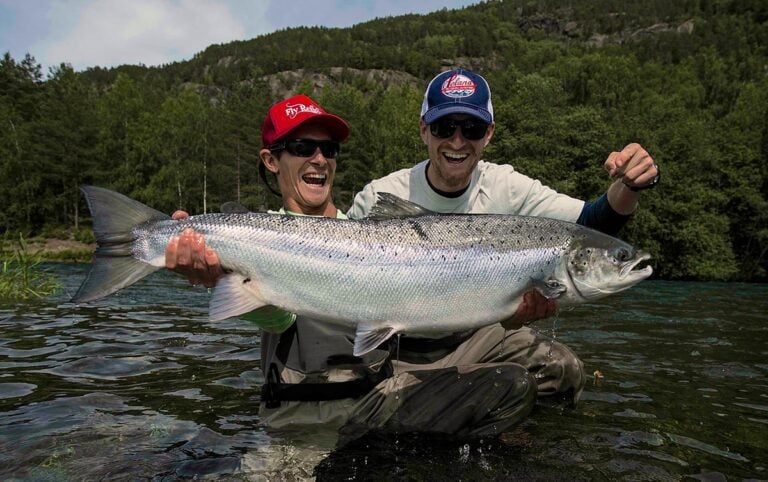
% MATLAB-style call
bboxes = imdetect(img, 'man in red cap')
[166,94,394,408]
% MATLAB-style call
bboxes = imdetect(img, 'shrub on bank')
[0,236,61,300]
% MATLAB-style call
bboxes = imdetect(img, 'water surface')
[1,264,766,480]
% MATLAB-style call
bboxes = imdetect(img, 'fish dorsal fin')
[220,201,250,214]
[353,323,397,356]
[366,192,436,220]
[209,273,268,321]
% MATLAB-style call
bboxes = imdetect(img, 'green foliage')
[1,0,767,280]
[0,235,60,300]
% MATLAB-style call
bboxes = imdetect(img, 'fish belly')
[246,243,558,334]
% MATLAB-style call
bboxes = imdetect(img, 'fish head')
[563,235,652,302]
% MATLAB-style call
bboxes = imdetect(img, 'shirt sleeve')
[346,183,378,220]
[513,175,584,222]
[576,193,632,236]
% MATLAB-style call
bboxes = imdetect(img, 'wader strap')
[275,322,298,365]
[261,364,387,408]
[261,321,391,408]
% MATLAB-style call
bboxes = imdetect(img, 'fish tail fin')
[71,186,169,303]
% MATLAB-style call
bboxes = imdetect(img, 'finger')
[204,248,221,271]
[608,143,646,178]
[172,210,189,220]
[607,149,635,179]
[520,291,536,321]
[203,248,224,288]
[509,292,532,325]
[624,147,652,172]
[189,233,207,270]
[622,162,657,187]
[604,151,622,177]
[619,145,656,186]
[165,237,179,269]
[175,228,195,267]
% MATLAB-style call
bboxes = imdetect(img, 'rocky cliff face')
[261,67,422,97]
[588,19,695,47]
[516,14,695,48]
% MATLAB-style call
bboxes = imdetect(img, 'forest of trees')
[1,0,766,281]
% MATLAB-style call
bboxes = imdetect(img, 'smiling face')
[260,123,338,216]
[420,114,495,193]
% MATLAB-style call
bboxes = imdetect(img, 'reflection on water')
[0,264,766,480]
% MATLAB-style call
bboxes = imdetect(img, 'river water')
[1,263,766,481]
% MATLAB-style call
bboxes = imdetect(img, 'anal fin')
[353,323,397,356]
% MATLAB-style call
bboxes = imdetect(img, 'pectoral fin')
[353,323,397,356]
[531,277,567,300]
[209,274,268,321]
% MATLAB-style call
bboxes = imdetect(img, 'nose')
[447,126,467,145]
[309,148,328,164]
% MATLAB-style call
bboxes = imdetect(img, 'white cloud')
[4,0,480,72]
[39,0,270,70]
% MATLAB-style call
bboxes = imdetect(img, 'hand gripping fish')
[73,186,653,356]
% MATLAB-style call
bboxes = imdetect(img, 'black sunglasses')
[429,118,489,141]
[269,138,340,158]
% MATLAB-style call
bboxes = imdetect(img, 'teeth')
[302,173,326,186]
[444,152,467,161]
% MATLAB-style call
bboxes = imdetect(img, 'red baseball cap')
[261,94,350,147]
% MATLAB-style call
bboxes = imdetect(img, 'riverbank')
[1,238,94,263]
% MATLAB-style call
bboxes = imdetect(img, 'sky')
[0,0,480,73]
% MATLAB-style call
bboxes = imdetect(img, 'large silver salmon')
[73,186,652,356]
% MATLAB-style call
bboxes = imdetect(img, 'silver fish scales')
[74,187,652,356]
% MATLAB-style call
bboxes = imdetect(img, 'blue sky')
[0,0,480,73]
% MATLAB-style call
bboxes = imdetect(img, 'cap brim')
[422,104,492,124]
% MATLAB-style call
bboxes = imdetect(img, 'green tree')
[0,53,44,232]
[35,63,100,231]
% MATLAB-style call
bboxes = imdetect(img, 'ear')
[419,119,430,146]
[483,122,496,148]
[260,148,279,174]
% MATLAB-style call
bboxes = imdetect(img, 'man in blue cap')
[346,68,660,419]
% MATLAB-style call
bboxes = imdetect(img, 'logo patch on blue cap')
[441,74,476,98]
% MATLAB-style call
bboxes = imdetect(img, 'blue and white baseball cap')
[420,69,494,124]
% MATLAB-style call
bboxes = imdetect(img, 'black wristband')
[624,165,660,192]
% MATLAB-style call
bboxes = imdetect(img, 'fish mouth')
[620,251,653,280]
